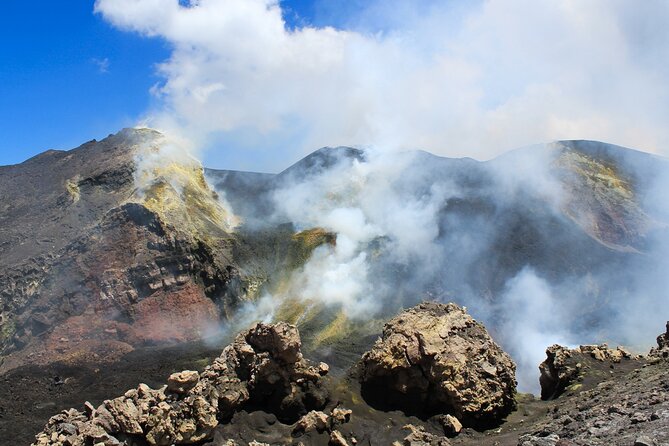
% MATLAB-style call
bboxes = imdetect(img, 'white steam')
[95,0,669,170]
[267,150,458,317]
[217,144,669,394]
[498,268,573,394]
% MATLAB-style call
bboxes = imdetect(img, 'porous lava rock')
[32,322,329,446]
[358,302,517,427]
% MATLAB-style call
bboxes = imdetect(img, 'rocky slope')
[516,329,669,446]
[32,322,330,446]
[29,304,669,446]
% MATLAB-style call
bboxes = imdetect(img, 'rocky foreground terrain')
[27,303,669,446]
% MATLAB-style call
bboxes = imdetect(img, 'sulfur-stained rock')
[359,302,516,427]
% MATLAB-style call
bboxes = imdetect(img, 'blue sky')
[0,0,325,166]
[0,2,166,165]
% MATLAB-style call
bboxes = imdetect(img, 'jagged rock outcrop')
[539,345,583,401]
[539,343,633,400]
[32,322,329,446]
[358,302,517,427]
[648,321,669,362]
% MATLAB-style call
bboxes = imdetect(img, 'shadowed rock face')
[649,322,669,361]
[358,302,517,428]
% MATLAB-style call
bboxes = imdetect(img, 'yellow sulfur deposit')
[133,157,239,240]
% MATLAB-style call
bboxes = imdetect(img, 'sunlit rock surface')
[359,302,517,427]
[32,322,329,446]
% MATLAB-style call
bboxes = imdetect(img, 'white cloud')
[92,57,110,73]
[95,0,669,169]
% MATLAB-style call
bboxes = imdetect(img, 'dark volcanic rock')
[648,321,669,361]
[539,343,632,400]
[539,345,583,401]
[522,357,669,446]
[523,324,669,446]
[358,302,517,427]
[32,322,329,445]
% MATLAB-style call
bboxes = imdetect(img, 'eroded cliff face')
[552,140,659,252]
[0,129,238,371]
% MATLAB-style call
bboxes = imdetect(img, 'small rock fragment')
[167,370,200,394]
[402,424,450,446]
[331,407,352,426]
[634,436,656,446]
[330,430,349,446]
[437,414,462,437]
[630,412,649,424]
[518,433,560,446]
[293,410,329,434]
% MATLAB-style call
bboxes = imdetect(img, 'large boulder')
[32,322,329,446]
[358,302,517,427]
